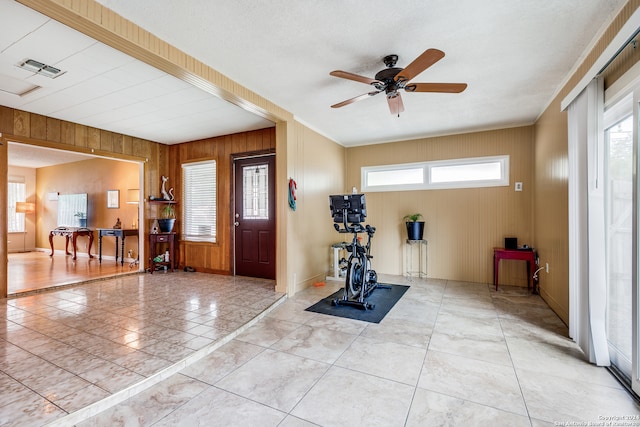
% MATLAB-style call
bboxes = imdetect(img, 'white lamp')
[127,189,140,230]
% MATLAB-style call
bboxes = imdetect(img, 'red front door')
[234,155,276,279]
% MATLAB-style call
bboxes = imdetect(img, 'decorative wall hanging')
[288,178,297,211]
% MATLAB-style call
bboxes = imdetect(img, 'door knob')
[234,221,240,226]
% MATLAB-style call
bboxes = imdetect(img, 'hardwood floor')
[7,251,140,296]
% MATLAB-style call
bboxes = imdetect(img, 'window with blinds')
[8,180,26,233]
[182,160,216,242]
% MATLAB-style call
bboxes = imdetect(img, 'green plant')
[161,204,175,218]
[74,212,86,218]
[403,213,423,222]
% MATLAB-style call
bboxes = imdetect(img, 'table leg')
[71,234,78,260]
[65,236,72,256]
[87,233,94,258]
[49,232,54,256]
[121,236,126,266]
[169,236,175,271]
[98,235,103,263]
[494,255,499,290]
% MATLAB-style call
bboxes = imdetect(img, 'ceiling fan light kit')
[330,49,467,116]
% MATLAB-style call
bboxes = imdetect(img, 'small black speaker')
[505,237,517,249]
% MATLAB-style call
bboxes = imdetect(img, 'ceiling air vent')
[16,59,65,79]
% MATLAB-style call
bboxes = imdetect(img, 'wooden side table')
[49,227,94,260]
[148,232,176,273]
[493,247,537,292]
[98,228,138,265]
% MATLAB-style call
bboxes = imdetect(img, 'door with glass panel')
[233,155,276,279]
[604,100,633,386]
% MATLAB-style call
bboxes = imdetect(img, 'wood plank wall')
[167,128,276,274]
[0,105,165,297]
[346,126,534,285]
[532,0,640,324]
[0,131,7,298]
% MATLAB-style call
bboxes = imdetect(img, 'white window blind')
[8,180,26,232]
[182,161,216,242]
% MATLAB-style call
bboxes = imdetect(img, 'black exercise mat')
[305,284,409,323]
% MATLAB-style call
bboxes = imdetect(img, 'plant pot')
[158,218,175,233]
[78,218,87,228]
[405,221,425,241]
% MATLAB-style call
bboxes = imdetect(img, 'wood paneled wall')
[287,121,346,293]
[533,0,640,324]
[0,138,7,297]
[0,105,165,297]
[168,128,275,274]
[346,126,534,285]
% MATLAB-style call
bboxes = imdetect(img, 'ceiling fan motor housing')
[375,67,403,94]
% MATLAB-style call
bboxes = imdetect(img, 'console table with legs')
[98,228,138,266]
[49,227,94,260]
[493,247,537,292]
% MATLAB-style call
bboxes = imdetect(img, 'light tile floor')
[2,273,640,426]
[0,272,284,427]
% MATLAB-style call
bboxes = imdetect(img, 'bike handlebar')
[334,222,375,236]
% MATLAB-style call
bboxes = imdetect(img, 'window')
[361,155,509,192]
[182,160,216,242]
[243,164,269,219]
[7,179,26,232]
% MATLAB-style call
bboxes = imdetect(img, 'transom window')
[361,155,509,192]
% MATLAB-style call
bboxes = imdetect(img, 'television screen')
[329,194,366,224]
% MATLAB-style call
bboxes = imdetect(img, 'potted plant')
[157,203,176,233]
[403,213,425,240]
[74,212,87,228]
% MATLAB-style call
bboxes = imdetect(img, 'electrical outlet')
[545,262,549,273]
[515,182,523,191]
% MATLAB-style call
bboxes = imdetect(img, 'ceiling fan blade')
[387,94,404,116]
[405,82,468,93]
[394,49,445,83]
[330,70,381,85]
[331,91,381,108]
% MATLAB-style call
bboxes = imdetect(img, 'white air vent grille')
[16,59,65,78]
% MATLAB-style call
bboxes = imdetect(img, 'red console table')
[493,248,537,292]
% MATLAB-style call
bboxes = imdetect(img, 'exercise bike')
[329,194,390,310]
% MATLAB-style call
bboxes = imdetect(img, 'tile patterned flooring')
[1,272,639,426]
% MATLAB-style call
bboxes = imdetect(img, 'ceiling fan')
[330,49,467,116]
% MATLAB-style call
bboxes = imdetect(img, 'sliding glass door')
[604,102,633,383]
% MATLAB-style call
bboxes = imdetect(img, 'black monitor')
[329,194,366,224]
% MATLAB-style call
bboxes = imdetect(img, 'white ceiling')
[8,141,94,168]
[0,0,273,152]
[1,0,629,167]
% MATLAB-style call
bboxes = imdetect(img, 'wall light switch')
[515,182,523,191]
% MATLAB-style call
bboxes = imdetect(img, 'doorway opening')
[6,141,145,295]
